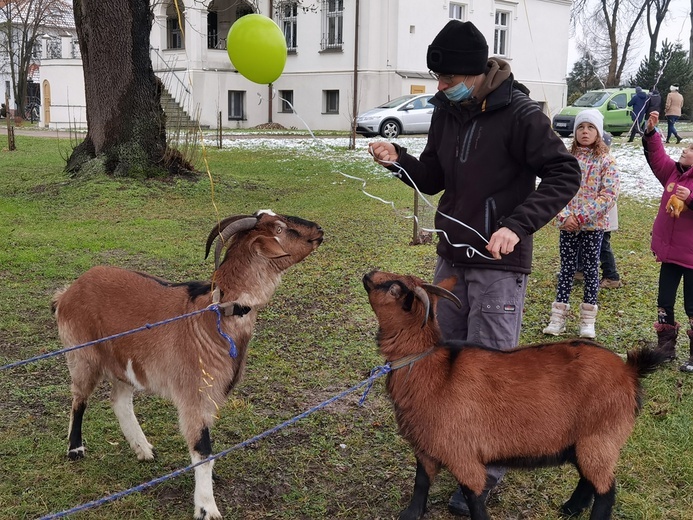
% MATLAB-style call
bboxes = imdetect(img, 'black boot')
[679,329,693,373]
[654,322,679,361]
[676,136,682,144]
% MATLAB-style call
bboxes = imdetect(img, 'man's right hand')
[369,142,399,166]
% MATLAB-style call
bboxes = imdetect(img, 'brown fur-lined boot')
[654,322,679,361]
[679,329,693,373]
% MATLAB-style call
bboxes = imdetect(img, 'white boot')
[579,303,598,339]
[543,302,570,335]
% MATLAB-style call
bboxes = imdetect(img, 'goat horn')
[422,283,462,309]
[205,216,258,271]
[413,286,431,328]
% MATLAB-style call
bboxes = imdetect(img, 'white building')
[0,2,76,121]
[37,0,574,131]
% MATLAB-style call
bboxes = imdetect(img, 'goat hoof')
[194,506,222,520]
[135,444,155,461]
[560,503,585,518]
[67,446,85,460]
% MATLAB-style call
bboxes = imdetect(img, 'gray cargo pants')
[433,257,527,350]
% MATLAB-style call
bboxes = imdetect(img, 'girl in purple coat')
[643,111,693,372]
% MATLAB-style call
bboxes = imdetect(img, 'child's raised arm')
[646,111,659,132]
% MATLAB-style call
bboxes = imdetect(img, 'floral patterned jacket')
[555,146,620,231]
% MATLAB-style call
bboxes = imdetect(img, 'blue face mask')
[444,79,474,102]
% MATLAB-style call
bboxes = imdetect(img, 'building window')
[278,1,298,51]
[71,38,81,59]
[208,10,219,49]
[31,40,42,59]
[321,0,343,50]
[323,90,339,114]
[279,90,294,113]
[46,37,61,59]
[449,2,466,20]
[167,17,184,49]
[228,90,245,120]
[494,10,510,56]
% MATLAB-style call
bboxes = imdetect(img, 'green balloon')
[227,14,287,85]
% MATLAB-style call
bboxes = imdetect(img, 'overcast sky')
[567,0,692,75]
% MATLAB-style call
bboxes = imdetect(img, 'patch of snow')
[202,134,688,202]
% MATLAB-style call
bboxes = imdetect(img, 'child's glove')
[666,194,687,218]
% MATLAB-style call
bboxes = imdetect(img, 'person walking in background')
[643,111,693,372]
[369,20,581,516]
[627,86,649,142]
[544,109,620,339]
[647,88,662,118]
[665,84,684,144]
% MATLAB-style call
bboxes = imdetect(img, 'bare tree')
[645,0,673,61]
[0,0,71,118]
[690,0,693,65]
[67,0,193,177]
[572,0,653,86]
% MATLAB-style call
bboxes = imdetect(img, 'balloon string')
[273,90,495,261]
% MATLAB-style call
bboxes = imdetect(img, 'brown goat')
[363,270,665,520]
[52,210,323,520]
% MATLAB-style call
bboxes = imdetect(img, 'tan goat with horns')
[52,210,323,520]
[363,270,666,520]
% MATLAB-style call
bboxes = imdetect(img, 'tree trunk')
[690,0,693,66]
[67,0,193,178]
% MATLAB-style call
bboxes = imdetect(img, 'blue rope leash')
[0,305,236,371]
[37,365,391,520]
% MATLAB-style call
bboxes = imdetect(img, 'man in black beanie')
[369,20,581,517]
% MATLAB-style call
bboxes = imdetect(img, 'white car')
[356,94,434,138]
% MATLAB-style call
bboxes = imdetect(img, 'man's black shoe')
[448,486,490,517]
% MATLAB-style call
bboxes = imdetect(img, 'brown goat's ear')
[388,283,404,299]
[437,276,457,292]
[252,236,291,259]
[422,281,461,309]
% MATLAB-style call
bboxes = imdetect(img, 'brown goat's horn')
[422,283,462,309]
[205,216,258,271]
[205,215,254,258]
[413,286,431,328]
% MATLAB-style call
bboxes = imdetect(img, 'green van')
[552,87,644,137]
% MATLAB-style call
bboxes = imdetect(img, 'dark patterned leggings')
[556,230,604,305]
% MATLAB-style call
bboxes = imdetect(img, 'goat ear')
[251,236,291,259]
[422,281,461,309]
[437,276,457,292]
[388,283,404,299]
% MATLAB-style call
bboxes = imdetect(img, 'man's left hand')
[487,227,520,260]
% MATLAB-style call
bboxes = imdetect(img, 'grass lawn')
[1,134,692,519]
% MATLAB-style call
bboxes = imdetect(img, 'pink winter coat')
[643,130,693,269]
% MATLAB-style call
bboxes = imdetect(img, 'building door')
[42,80,51,126]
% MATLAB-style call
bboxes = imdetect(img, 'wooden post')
[412,191,420,244]
[217,111,222,149]
[5,93,15,151]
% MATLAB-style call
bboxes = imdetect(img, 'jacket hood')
[474,58,512,101]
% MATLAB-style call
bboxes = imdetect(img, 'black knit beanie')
[427,20,488,75]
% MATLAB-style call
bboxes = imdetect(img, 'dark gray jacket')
[391,60,580,273]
